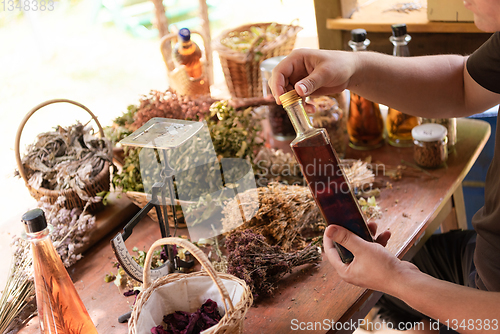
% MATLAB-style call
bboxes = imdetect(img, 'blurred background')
[0,0,318,230]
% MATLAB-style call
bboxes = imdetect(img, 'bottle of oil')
[22,208,98,334]
[347,29,385,150]
[386,24,421,147]
[173,28,203,78]
[280,90,373,263]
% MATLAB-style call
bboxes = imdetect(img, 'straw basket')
[213,21,302,98]
[15,99,111,212]
[160,30,211,97]
[126,191,187,228]
[128,237,253,333]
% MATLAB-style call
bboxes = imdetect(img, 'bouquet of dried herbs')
[109,91,263,195]
[225,229,321,300]
[0,196,96,333]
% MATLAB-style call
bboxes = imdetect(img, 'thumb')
[295,71,326,96]
[325,225,366,256]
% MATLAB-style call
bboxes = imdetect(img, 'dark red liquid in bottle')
[291,131,373,262]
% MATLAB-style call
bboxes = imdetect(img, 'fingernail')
[297,83,307,95]
[326,225,337,238]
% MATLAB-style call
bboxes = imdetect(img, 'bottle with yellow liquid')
[386,24,421,147]
[347,29,385,150]
[173,28,203,78]
[22,209,98,334]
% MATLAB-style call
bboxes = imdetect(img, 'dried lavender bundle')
[225,229,321,300]
[18,122,112,203]
[0,196,96,333]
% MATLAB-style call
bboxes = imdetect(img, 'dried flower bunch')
[0,196,96,333]
[222,183,324,252]
[225,229,321,300]
[18,122,112,203]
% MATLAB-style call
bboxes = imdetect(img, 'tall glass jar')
[347,29,385,150]
[386,24,421,147]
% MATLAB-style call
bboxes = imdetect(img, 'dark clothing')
[466,31,500,292]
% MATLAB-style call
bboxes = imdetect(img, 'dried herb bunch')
[0,196,96,333]
[226,229,321,300]
[222,183,324,252]
[17,122,112,203]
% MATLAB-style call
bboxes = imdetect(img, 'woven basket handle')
[14,99,104,186]
[142,237,235,315]
[160,30,209,74]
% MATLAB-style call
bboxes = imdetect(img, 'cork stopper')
[279,90,302,108]
[22,208,47,233]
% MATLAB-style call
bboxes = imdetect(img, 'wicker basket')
[128,237,253,333]
[213,21,302,98]
[160,30,211,97]
[126,191,187,228]
[15,99,111,213]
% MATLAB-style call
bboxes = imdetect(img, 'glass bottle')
[22,208,98,334]
[386,24,421,147]
[173,28,203,78]
[347,29,385,150]
[279,90,373,263]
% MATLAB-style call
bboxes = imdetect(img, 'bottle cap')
[412,123,448,142]
[179,28,191,42]
[22,208,47,233]
[279,90,301,108]
[351,29,367,42]
[391,23,407,37]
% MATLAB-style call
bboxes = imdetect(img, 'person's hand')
[323,223,419,293]
[269,49,356,103]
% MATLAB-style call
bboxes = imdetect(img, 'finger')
[295,70,328,96]
[367,222,378,236]
[304,102,316,114]
[327,224,368,256]
[323,225,347,270]
[375,230,391,247]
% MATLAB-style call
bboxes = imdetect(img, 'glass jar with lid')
[412,123,448,168]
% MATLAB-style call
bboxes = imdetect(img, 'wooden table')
[19,118,490,334]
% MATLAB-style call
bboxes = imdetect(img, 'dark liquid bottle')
[22,209,99,334]
[173,28,203,78]
[280,90,373,263]
[386,24,421,147]
[347,29,384,150]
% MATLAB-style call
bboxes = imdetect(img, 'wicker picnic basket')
[213,21,302,98]
[128,237,253,333]
[15,99,111,212]
[160,30,211,97]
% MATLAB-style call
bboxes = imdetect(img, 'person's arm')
[269,49,500,118]
[323,225,500,334]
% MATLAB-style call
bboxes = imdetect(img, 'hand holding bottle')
[269,49,356,101]
[322,222,415,292]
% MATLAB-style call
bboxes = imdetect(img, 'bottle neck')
[283,100,315,135]
[24,226,51,242]
[390,34,411,57]
[348,39,370,52]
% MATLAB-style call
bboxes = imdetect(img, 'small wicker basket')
[15,99,111,213]
[213,21,302,98]
[160,30,211,97]
[128,237,253,334]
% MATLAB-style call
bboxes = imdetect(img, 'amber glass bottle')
[280,90,373,263]
[386,24,421,147]
[173,28,203,78]
[22,209,98,334]
[347,29,384,150]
